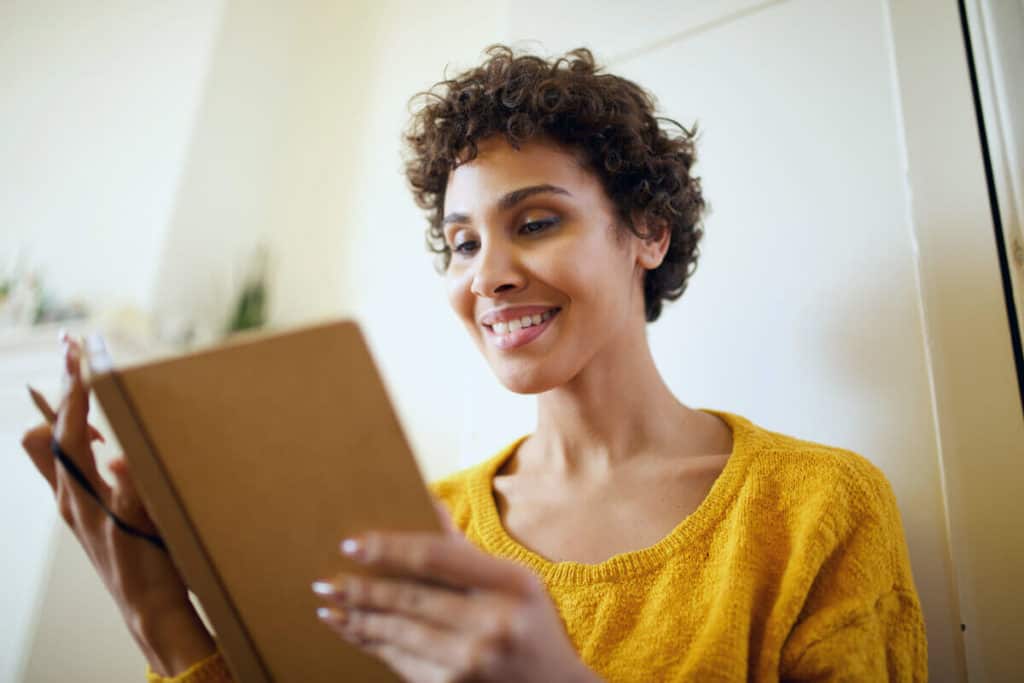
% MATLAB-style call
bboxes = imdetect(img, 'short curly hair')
[403,45,705,322]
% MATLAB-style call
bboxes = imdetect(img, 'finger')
[57,340,91,443]
[53,341,108,498]
[320,607,474,676]
[314,573,477,630]
[343,532,535,595]
[360,640,449,683]
[107,458,159,533]
[89,425,106,444]
[20,424,57,491]
[432,500,458,536]
[27,384,103,446]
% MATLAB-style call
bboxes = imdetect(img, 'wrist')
[130,604,216,677]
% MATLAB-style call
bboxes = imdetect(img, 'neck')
[526,318,702,477]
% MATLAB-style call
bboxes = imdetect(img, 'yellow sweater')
[149,409,927,682]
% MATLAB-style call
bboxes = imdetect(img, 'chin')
[493,362,566,395]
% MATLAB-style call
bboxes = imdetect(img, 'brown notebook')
[87,320,440,682]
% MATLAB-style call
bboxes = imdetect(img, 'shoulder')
[728,413,914,590]
[428,461,480,514]
[739,415,899,527]
[732,421,929,677]
[428,437,524,535]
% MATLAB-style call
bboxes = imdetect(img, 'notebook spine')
[91,370,272,683]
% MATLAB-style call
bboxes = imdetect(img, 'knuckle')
[361,612,392,642]
[495,614,517,649]
[397,584,423,612]
[345,608,365,636]
[55,487,76,525]
[420,539,447,573]
[21,425,50,453]
[108,489,131,518]
[345,576,367,604]
[389,616,416,645]
[406,540,433,574]
[492,600,530,646]
[362,532,385,563]
[368,579,395,609]
[461,637,501,679]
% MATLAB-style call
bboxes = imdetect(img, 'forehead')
[443,137,596,213]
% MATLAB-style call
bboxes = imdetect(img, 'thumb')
[432,499,459,537]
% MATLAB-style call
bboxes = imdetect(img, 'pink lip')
[484,308,561,350]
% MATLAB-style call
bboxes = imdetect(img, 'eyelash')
[452,218,560,255]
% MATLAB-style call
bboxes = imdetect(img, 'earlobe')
[636,220,671,270]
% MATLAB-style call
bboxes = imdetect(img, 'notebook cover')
[90,320,439,682]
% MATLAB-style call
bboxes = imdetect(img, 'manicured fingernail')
[311,580,336,596]
[340,538,362,558]
[317,606,346,623]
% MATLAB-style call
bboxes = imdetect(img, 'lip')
[482,307,561,351]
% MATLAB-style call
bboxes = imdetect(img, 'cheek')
[557,234,634,317]
[445,269,476,328]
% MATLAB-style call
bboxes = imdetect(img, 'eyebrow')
[441,184,572,226]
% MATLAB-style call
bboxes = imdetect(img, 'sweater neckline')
[467,409,756,585]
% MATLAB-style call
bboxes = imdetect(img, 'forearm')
[130,605,217,677]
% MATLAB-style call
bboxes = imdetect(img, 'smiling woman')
[22,45,928,683]
[327,46,926,681]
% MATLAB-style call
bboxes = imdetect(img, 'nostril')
[494,283,517,293]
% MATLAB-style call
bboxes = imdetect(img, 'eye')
[520,217,560,235]
[453,239,479,255]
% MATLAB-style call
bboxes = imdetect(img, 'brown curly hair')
[403,45,705,322]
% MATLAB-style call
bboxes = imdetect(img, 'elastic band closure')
[51,438,167,552]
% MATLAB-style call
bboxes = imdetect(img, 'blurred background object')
[2,1,1022,682]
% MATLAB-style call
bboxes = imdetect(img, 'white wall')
[0,0,224,313]
[7,0,1019,680]
[0,3,224,681]
[890,2,1024,680]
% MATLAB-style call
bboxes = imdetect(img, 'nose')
[470,241,526,298]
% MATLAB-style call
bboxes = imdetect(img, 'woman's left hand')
[311,523,598,682]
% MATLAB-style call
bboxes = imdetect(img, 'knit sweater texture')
[147,409,927,681]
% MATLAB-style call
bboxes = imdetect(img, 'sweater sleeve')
[779,456,928,682]
[781,587,926,681]
[145,650,234,683]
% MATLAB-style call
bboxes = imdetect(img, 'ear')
[634,217,671,270]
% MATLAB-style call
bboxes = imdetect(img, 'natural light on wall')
[3,1,1022,682]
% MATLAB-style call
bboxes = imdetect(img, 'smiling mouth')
[483,307,561,350]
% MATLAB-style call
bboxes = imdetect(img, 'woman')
[20,46,927,681]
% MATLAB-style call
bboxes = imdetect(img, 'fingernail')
[317,606,346,623]
[311,580,337,596]
[340,538,362,559]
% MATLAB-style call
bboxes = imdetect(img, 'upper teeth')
[491,309,555,335]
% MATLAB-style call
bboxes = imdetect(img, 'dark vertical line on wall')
[958,0,1024,417]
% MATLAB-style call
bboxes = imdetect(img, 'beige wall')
[0,2,224,681]
[0,0,223,313]
[890,2,1024,680]
[6,1,1022,681]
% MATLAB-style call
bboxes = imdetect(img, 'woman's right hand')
[20,335,216,677]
